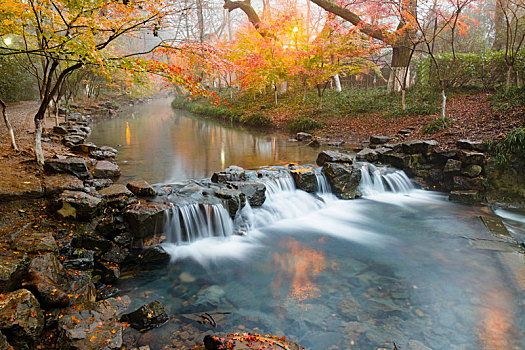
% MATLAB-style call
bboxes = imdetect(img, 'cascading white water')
[315,172,331,194]
[261,172,296,197]
[164,203,234,243]
[359,163,414,196]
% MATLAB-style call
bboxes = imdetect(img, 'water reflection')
[89,99,324,183]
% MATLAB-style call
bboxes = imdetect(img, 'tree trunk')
[196,0,205,43]
[493,0,508,51]
[388,44,412,93]
[333,74,342,92]
[516,71,521,88]
[274,83,278,105]
[35,115,44,165]
[401,89,406,111]
[441,89,447,121]
[506,65,512,92]
[0,98,19,151]
[54,99,60,126]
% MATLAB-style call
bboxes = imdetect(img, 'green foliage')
[488,87,525,110]
[0,55,38,102]
[240,113,273,127]
[287,117,325,133]
[415,51,515,89]
[490,128,525,166]
[422,117,454,134]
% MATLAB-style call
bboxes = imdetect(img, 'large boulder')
[55,190,102,221]
[126,180,157,197]
[57,297,130,350]
[449,190,480,203]
[124,202,169,239]
[452,176,484,191]
[140,245,171,266]
[356,148,378,162]
[71,233,111,253]
[44,157,90,179]
[211,166,245,183]
[443,159,462,173]
[21,270,70,308]
[98,184,133,199]
[0,254,27,293]
[11,231,58,255]
[120,300,169,331]
[316,150,353,166]
[90,146,118,160]
[228,181,266,207]
[402,140,438,155]
[296,132,313,142]
[322,163,361,199]
[29,253,68,287]
[0,289,44,347]
[290,166,318,193]
[462,164,483,178]
[42,174,85,195]
[92,161,121,180]
[70,143,98,154]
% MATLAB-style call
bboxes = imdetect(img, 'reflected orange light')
[125,121,130,145]
[270,238,326,308]
[478,287,517,349]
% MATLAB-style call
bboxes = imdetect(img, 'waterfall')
[164,203,234,244]
[359,163,414,196]
[260,172,296,197]
[315,172,331,194]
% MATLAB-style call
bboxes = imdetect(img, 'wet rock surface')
[127,180,157,197]
[44,157,90,179]
[322,163,361,199]
[55,190,102,221]
[93,160,121,179]
[316,150,353,166]
[120,300,168,331]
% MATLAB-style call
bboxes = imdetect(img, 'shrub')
[422,117,453,134]
[287,117,325,133]
[0,56,39,102]
[488,87,525,110]
[240,113,273,127]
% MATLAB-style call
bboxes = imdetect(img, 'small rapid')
[359,162,415,196]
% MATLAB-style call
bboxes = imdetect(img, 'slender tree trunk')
[493,0,508,51]
[506,65,512,92]
[196,0,205,43]
[35,114,44,165]
[387,43,412,93]
[274,83,278,105]
[333,74,342,92]
[54,98,60,126]
[401,89,406,111]
[516,71,521,88]
[0,98,19,151]
[441,89,447,121]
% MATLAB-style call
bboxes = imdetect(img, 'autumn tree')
[0,0,218,165]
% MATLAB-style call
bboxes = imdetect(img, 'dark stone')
[428,169,444,186]
[42,174,84,195]
[140,245,171,266]
[0,289,44,347]
[456,139,488,152]
[458,150,485,165]
[356,148,378,162]
[0,254,28,293]
[11,231,58,255]
[53,126,68,135]
[120,300,169,331]
[296,132,313,142]
[98,184,132,199]
[214,188,246,217]
[398,129,411,135]
[370,135,393,145]
[444,159,462,173]
[316,150,353,166]
[453,176,484,191]
[44,157,90,179]
[100,244,129,264]
[124,202,168,239]
[96,216,125,238]
[29,253,68,287]
[327,140,345,147]
[113,232,133,248]
[84,178,113,190]
[96,261,120,283]
[90,149,117,160]
[57,297,130,350]
[92,161,121,179]
[211,166,245,183]
[322,163,361,199]
[380,153,406,169]
[72,233,111,252]
[55,190,102,221]
[290,166,318,193]
[63,134,85,146]
[126,180,157,197]
[427,150,458,165]
[62,249,95,271]
[0,332,10,350]
[382,143,403,153]
[307,139,321,148]
[228,181,266,207]
[462,164,483,178]
[71,143,98,154]
[21,271,70,308]
[66,271,96,305]
[402,140,438,154]
[449,190,480,203]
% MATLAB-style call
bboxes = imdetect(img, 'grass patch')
[488,87,525,111]
[287,117,325,133]
[171,96,242,123]
[240,113,273,127]
[422,117,454,134]
[490,127,525,166]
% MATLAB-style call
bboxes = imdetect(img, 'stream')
[89,99,525,349]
